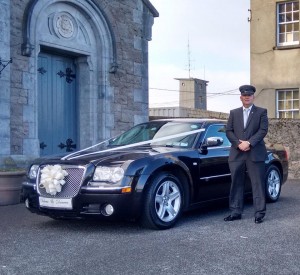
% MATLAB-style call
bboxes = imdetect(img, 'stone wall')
[266,119,300,179]
[0,0,11,156]
[149,107,229,120]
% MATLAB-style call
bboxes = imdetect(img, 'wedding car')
[22,119,288,229]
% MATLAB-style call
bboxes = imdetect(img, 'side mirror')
[203,137,224,147]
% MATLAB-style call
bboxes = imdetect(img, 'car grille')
[37,165,86,198]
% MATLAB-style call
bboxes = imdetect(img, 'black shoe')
[255,217,264,224]
[224,214,242,221]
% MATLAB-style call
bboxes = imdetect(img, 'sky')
[148,0,251,113]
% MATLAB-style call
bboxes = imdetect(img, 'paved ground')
[1,180,300,275]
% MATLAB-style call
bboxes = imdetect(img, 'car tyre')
[141,172,184,230]
[265,165,282,202]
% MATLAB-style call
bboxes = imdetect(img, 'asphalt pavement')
[1,180,300,275]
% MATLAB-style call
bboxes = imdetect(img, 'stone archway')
[21,0,118,155]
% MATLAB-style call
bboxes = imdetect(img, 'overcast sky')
[148,0,251,113]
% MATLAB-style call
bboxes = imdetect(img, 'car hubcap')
[268,169,280,198]
[155,180,181,222]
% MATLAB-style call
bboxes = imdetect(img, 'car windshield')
[109,121,203,148]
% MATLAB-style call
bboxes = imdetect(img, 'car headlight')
[28,165,39,180]
[93,166,125,183]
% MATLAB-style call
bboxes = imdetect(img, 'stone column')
[0,0,11,160]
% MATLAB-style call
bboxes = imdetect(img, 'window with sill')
[277,1,299,46]
[276,89,299,118]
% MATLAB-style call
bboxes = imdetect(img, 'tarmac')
[1,179,300,275]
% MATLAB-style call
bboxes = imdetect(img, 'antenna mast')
[187,37,191,78]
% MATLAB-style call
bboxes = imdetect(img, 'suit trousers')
[228,159,266,218]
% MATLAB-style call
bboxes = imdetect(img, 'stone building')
[176,78,208,110]
[250,0,300,119]
[0,0,158,166]
[149,77,213,119]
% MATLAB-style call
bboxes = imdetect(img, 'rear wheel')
[265,165,282,202]
[141,172,184,230]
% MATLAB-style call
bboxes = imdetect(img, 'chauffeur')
[224,84,268,224]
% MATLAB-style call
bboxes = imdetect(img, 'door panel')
[38,53,77,156]
[197,147,231,201]
[196,124,232,201]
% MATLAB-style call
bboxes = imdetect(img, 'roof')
[143,0,159,17]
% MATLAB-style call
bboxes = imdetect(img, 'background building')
[251,0,300,119]
[0,0,158,166]
[148,77,225,119]
[176,78,208,110]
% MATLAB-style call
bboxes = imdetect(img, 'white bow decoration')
[39,165,68,195]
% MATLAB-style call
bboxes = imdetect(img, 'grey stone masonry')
[1,0,158,167]
[0,0,11,156]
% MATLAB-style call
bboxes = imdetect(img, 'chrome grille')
[37,165,86,198]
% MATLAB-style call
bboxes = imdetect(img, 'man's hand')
[238,140,250,151]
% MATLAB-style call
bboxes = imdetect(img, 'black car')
[22,119,288,229]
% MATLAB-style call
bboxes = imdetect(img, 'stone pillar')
[0,0,11,159]
[132,2,156,125]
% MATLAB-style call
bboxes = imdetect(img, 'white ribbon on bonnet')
[62,128,205,161]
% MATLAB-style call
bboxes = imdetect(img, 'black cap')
[239,85,256,96]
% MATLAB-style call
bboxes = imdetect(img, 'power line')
[149,87,179,92]
[149,96,234,106]
[149,93,239,107]
[149,87,240,97]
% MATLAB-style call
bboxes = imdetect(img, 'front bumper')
[22,182,142,220]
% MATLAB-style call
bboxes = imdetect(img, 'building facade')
[251,0,300,119]
[0,0,158,166]
[176,78,208,110]
[149,77,213,119]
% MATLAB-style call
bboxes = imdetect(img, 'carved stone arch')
[22,0,117,72]
[21,0,118,154]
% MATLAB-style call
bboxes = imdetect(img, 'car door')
[196,124,232,202]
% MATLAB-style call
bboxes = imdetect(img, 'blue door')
[37,53,77,156]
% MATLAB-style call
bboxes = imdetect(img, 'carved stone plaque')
[54,12,77,39]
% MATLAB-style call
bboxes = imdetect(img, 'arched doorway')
[21,0,117,156]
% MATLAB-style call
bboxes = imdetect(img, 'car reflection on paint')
[22,119,289,229]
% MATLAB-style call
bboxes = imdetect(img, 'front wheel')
[141,173,184,230]
[265,165,282,202]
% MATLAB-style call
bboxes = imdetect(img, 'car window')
[203,124,231,147]
[110,122,162,145]
[109,121,203,148]
[151,122,201,148]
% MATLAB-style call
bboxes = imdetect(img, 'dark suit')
[226,105,268,218]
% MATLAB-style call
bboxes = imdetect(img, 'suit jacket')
[226,105,268,162]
